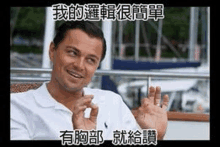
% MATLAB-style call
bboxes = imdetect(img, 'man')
[11,21,169,140]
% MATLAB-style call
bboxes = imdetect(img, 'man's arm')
[11,96,31,140]
[11,118,31,140]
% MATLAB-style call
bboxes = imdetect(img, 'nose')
[73,57,85,71]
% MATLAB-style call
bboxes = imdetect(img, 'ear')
[49,42,56,62]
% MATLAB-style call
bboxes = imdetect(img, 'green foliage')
[163,7,190,42]
[13,7,45,38]
[10,7,200,42]
[10,7,205,57]
[121,7,191,44]
[11,45,42,54]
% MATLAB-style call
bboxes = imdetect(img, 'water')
[164,121,209,140]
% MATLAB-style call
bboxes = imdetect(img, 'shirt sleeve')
[109,93,140,131]
[118,95,140,131]
[10,95,31,140]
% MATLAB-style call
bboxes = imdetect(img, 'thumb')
[131,109,138,118]
[89,103,99,123]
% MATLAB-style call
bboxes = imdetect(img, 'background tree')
[10,7,206,59]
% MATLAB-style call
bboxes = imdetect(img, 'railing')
[10,67,210,122]
[11,67,209,79]
[10,67,210,91]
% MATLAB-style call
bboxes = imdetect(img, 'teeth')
[68,71,82,78]
[72,73,80,78]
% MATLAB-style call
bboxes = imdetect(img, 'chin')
[63,82,82,92]
[64,79,88,92]
[54,75,89,93]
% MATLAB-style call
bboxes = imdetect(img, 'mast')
[155,19,163,61]
[42,7,55,70]
[135,20,140,62]
[188,7,199,62]
[101,20,113,70]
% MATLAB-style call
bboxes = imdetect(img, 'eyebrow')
[66,45,80,53]
[66,45,100,60]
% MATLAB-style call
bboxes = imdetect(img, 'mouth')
[67,70,84,79]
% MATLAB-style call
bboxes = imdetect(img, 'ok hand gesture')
[132,86,169,140]
[72,95,98,130]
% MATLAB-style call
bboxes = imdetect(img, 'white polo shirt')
[10,82,139,140]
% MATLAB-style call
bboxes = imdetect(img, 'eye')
[87,58,96,64]
[68,50,77,56]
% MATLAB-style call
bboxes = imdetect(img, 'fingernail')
[163,94,168,98]
[87,95,94,98]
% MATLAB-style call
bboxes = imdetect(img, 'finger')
[147,86,155,103]
[89,103,99,123]
[140,100,151,114]
[131,109,138,118]
[83,98,93,106]
[73,105,87,115]
[82,95,94,100]
[131,107,139,118]
[162,94,169,111]
[76,95,93,106]
[73,95,93,115]
[154,86,161,106]
[132,107,139,111]
[141,98,150,107]
[72,105,87,127]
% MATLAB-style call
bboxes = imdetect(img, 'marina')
[10,6,210,140]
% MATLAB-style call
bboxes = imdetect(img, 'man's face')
[49,29,103,92]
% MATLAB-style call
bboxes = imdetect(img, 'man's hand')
[72,95,99,130]
[132,86,169,140]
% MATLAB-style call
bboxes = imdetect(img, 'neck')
[46,79,83,111]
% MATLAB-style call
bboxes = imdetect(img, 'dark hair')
[53,21,106,62]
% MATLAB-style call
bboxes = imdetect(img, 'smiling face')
[49,29,103,93]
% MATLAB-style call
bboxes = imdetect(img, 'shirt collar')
[33,82,58,108]
[33,82,98,108]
